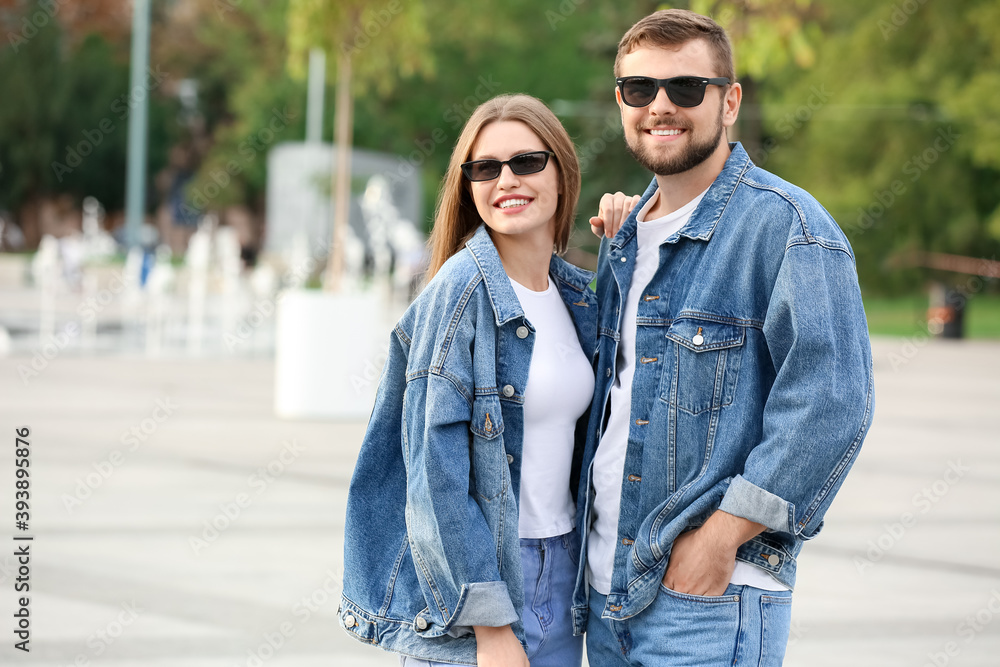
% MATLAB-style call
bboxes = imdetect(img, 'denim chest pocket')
[659,319,745,415]
[469,395,508,501]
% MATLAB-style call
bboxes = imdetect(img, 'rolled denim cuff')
[719,475,793,534]
[446,581,519,637]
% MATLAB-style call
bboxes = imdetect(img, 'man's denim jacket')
[340,225,597,664]
[571,143,874,631]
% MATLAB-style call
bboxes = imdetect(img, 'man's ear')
[722,81,742,129]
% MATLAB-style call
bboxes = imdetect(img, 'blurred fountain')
[360,174,425,303]
[145,245,176,356]
[362,175,394,294]
[216,225,243,349]
[339,227,366,293]
[388,220,425,303]
[0,325,10,357]
[185,218,213,355]
[80,271,98,350]
[81,197,117,259]
[249,263,278,353]
[120,247,145,348]
[286,232,311,289]
[31,236,61,346]
[78,197,122,350]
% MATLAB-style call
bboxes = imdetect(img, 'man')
[575,9,874,666]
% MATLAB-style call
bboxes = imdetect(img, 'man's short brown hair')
[614,9,736,82]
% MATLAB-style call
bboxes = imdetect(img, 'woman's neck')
[490,229,553,291]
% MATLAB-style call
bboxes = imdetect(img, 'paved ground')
[0,336,998,666]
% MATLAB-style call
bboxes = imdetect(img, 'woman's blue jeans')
[400,531,583,667]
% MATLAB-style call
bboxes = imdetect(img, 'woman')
[339,94,596,667]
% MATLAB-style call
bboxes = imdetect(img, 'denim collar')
[610,142,754,250]
[465,224,594,326]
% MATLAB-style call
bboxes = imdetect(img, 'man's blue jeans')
[400,532,583,667]
[586,583,793,666]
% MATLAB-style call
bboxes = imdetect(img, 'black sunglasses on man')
[616,75,730,108]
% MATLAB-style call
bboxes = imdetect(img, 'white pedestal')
[274,289,396,420]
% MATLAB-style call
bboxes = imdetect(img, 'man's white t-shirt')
[510,276,595,539]
[587,189,789,595]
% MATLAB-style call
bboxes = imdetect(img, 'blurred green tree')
[161,0,306,216]
[0,6,173,247]
[687,0,825,154]
[158,0,650,261]
[67,0,994,298]
[760,0,1000,293]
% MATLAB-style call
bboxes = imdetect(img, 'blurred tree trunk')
[327,51,353,291]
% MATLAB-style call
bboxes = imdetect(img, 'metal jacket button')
[344,614,356,628]
[767,554,780,566]
[415,617,428,630]
[507,454,514,464]
[516,326,529,339]
[606,368,612,377]
[502,385,515,397]
[620,257,627,262]
[692,326,704,346]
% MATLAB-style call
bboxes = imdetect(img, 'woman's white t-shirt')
[510,275,595,539]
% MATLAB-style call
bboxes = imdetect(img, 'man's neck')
[646,141,732,218]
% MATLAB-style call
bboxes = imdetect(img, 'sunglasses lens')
[621,77,657,107]
[667,77,706,107]
[462,161,501,181]
[509,152,549,175]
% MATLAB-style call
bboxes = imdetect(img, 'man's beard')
[624,104,725,176]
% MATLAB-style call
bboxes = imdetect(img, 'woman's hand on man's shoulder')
[590,191,642,239]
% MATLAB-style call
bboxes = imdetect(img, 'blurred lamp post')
[306,48,326,144]
[124,0,152,250]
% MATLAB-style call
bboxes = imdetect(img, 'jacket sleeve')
[719,240,875,539]
[402,314,519,636]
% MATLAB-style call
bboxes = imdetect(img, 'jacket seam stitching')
[341,594,407,624]
[552,273,585,293]
[710,158,752,235]
[408,538,450,621]
[599,326,621,340]
[431,274,481,374]
[394,325,411,346]
[668,312,765,330]
[797,359,874,532]
[786,237,854,259]
[739,174,814,242]
[378,535,411,618]
[429,369,474,408]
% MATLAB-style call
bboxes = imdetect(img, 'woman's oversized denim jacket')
[340,225,597,664]
[571,143,874,631]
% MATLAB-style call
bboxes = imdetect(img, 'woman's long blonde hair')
[425,94,581,281]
